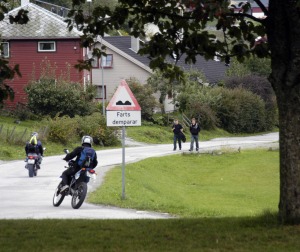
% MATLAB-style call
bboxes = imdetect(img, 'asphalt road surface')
[0,132,278,219]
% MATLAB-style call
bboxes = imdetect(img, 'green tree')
[127,77,158,120]
[66,0,300,224]
[226,57,271,77]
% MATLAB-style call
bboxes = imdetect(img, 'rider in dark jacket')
[25,132,44,169]
[60,136,98,191]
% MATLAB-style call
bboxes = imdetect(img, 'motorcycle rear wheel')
[71,182,87,209]
[28,164,34,177]
[53,182,66,207]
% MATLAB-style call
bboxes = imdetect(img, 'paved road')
[0,132,278,219]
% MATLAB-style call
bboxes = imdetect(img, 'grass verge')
[2,214,300,252]
[1,114,274,161]
[88,149,279,218]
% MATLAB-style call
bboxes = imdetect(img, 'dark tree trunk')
[267,0,300,223]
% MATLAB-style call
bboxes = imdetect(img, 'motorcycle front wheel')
[28,164,34,177]
[71,182,87,209]
[53,182,66,207]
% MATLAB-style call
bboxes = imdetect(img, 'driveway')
[0,132,279,219]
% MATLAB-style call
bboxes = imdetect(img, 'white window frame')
[38,41,56,52]
[91,55,99,68]
[0,42,9,58]
[96,85,106,99]
[100,54,113,68]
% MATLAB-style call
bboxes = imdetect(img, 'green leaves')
[65,0,269,82]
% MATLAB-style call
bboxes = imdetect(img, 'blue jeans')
[173,134,181,150]
[190,134,199,151]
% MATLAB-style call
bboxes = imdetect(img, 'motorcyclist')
[60,135,98,192]
[25,132,44,169]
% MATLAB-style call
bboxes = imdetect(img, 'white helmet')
[31,132,38,137]
[81,135,93,146]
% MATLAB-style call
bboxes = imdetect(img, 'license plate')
[28,159,35,164]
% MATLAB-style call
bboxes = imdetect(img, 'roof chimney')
[131,36,140,53]
[21,0,30,6]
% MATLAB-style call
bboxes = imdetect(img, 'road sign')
[106,80,141,111]
[106,80,141,127]
[106,80,142,200]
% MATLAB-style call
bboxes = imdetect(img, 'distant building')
[0,0,88,108]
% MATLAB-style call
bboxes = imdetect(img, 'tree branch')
[253,0,269,16]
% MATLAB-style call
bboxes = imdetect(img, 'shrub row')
[43,113,119,146]
[176,86,276,133]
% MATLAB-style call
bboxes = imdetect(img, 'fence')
[0,125,49,145]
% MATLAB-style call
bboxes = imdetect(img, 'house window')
[100,54,113,68]
[96,85,106,99]
[0,42,9,58]
[38,41,56,52]
[91,56,99,68]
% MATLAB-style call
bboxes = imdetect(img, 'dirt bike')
[53,150,97,209]
[25,153,41,177]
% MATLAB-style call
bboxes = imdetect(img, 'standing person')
[172,119,183,151]
[189,118,201,152]
[25,132,44,169]
[60,135,98,192]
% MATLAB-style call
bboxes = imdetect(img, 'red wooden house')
[0,0,89,108]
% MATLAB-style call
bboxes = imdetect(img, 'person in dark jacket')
[172,119,183,151]
[60,135,98,192]
[25,132,44,169]
[189,118,201,151]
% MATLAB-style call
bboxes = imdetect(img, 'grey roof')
[103,36,228,84]
[0,3,81,39]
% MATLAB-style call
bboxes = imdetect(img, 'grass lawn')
[88,149,279,218]
[0,136,291,251]
[2,216,300,252]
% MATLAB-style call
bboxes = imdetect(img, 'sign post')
[106,80,141,199]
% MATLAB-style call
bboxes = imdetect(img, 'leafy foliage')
[226,57,271,78]
[217,88,268,133]
[77,112,119,146]
[24,60,97,117]
[25,79,96,117]
[126,77,158,121]
[44,113,119,146]
[45,115,78,144]
[176,85,273,133]
[66,0,269,79]
[224,74,277,128]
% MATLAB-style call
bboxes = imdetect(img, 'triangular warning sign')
[106,80,141,111]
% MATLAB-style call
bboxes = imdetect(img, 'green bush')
[176,85,270,133]
[77,113,119,146]
[176,84,222,130]
[45,115,79,145]
[224,74,277,131]
[25,79,97,118]
[44,113,120,146]
[217,88,267,133]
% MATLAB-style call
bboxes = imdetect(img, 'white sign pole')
[121,126,126,200]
